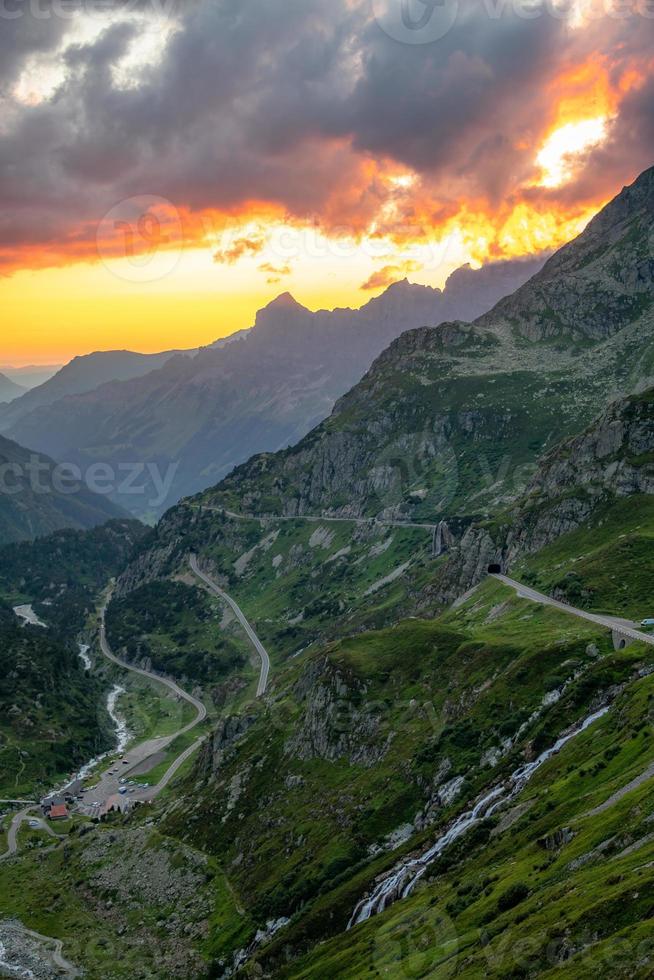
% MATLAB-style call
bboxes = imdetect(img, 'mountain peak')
[267,291,304,310]
[252,291,310,335]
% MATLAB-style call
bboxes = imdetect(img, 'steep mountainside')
[0,599,114,796]
[0,348,183,433]
[0,433,126,545]
[113,168,654,666]
[4,258,544,517]
[438,386,654,602]
[203,166,654,527]
[0,518,146,632]
[100,186,654,976]
[141,401,654,975]
[0,372,25,403]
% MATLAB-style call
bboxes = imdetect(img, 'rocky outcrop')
[284,657,391,766]
[433,386,654,602]
[201,167,654,531]
[202,712,258,772]
[538,827,575,851]
[521,390,654,501]
[485,164,654,343]
[77,827,211,978]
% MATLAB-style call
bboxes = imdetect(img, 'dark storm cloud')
[1,0,653,268]
[0,14,68,89]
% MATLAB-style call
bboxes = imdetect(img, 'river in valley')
[74,643,130,781]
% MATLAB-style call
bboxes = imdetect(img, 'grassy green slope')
[0,600,113,797]
[285,632,654,979]
[158,577,648,973]
[106,580,248,687]
[515,495,654,621]
[126,505,441,665]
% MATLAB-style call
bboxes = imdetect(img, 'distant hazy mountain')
[0,433,126,545]
[0,373,25,404]
[0,348,186,433]
[4,257,545,517]
[0,364,62,390]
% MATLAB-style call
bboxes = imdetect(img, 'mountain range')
[96,165,654,979]
[0,348,184,432]
[0,257,544,519]
[0,364,62,391]
[0,432,125,544]
[203,165,653,533]
[2,167,654,980]
[0,372,25,403]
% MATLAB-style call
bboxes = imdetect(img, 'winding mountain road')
[194,504,439,531]
[99,604,207,730]
[226,508,438,531]
[189,554,270,697]
[493,574,654,648]
[0,808,62,861]
[1,807,31,860]
[79,601,210,810]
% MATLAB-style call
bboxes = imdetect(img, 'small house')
[48,803,69,821]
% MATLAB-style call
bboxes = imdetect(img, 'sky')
[1,0,654,365]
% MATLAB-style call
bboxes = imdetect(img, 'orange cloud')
[0,46,651,284]
[360,261,421,291]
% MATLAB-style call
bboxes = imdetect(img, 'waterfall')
[348,705,609,928]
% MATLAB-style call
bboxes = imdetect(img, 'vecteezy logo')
[370,906,458,977]
[372,0,459,44]
[96,194,183,283]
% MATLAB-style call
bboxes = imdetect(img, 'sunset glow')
[2,1,653,365]
[536,118,609,188]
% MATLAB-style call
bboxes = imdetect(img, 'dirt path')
[584,760,654,817]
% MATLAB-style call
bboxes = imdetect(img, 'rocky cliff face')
[201,167,654,528]
[521,389,654,501]
[485,165,654,344]
[283,657,391,767]
[435,387,654,600]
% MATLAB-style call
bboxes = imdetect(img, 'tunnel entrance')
[487,563,502,574]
